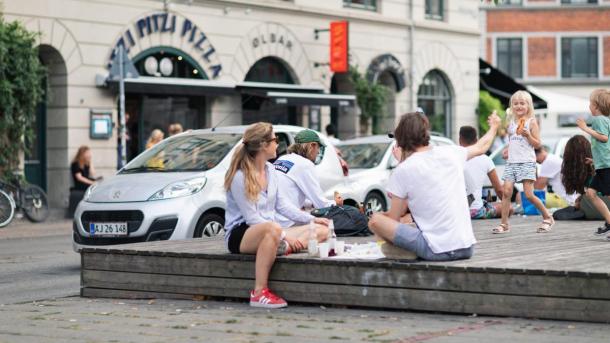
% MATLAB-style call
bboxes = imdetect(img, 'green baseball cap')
[294,129,326,147]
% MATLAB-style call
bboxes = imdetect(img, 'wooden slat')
[82,254,610,300]
[81,270,610,323]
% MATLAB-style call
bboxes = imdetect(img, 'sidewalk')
[1,296,609,343]
[0,217,72,240]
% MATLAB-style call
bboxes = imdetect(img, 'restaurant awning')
[106,76,236,96]
[479,59,547,109]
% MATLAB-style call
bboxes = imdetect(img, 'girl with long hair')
[562,135,595,196]
[224,122,328,309]
[71,146,98,190]
[494,90,553,234]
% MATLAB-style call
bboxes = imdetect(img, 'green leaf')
[0,15,46,178]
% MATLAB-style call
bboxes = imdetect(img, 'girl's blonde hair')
[72,145,90,166]
[507,90,535,123]
[224,122,274,202]
[146,129,164,149]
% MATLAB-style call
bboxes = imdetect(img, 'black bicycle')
[0,175,49,227]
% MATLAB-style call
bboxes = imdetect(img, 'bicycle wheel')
[0,190,15,227]
[21,184,49,223]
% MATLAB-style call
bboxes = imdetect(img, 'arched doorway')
[377,71,398,134]
[125,47,207,159]
[330,72,356,138]
[417,70,453,137]
[26,45,68,203]
[242,57,298,125]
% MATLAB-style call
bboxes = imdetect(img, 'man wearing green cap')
[274,129,340,228]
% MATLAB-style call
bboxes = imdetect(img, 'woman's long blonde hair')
[146,129,164,149]
[506,90,535,124]
[72,146,90,167]
[224,122,274,202]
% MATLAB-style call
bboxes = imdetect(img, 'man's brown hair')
[590,89,610,116]
[394,112,430,161]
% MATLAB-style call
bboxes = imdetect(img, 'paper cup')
[335,241,345,255]
[318,242,329,258]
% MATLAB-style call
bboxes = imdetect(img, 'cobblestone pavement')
[1,296,608,343]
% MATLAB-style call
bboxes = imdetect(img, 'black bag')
[552,206,585,220]
[311,205,371,236]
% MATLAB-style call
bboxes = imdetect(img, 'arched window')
[134,47,206,79]
[417,70,452,137]
[244,57,295,84]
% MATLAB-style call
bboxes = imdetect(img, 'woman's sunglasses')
[267,137,279,143]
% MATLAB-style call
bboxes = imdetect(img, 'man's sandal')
[537,219,554,233]
[492,223,510,234]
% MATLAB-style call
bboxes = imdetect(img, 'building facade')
[481,0,610,136]
[3,0,480,210]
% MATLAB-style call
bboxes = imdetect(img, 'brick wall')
[486,38,492,63]
[528,37,555,77]
[487,10,610,32]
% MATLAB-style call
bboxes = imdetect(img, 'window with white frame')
[496,38,522,79]
[561,37,598,78]
[425,0,444,21]
[417,70,452,137]
[343,0,377,11]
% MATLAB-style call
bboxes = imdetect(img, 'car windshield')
[339,143,390,169]
[121,133,242,173]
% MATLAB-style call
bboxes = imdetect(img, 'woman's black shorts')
[227,222,249,254]
[590,168,610,196]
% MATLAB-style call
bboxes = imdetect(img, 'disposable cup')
[318,242,329,258]
[335,241,345,255]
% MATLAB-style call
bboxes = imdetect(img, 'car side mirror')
[388,156,398,169]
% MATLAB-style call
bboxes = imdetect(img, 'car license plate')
[89,222,128,236]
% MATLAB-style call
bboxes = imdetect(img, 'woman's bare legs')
[285,224,329,251]
[368,213,400,243]
[239,222,282,293]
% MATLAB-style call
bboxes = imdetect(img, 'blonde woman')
[145,129,165,168]
[224,123,328,309]
[145,129,164,149]
[71,146,98,190]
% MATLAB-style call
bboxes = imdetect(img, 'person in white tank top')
[494,91,554,234]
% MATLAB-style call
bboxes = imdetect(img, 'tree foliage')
[0,16,45,179]
[349,66,388,135]
[478,90,506,134]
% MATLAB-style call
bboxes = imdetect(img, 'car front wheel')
[194,212,225,238]
[365,191,387,213]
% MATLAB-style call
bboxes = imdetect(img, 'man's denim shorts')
[393,223,474,261]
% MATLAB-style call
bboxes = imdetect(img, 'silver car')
[72,125,346,251]
[337,134,455,212]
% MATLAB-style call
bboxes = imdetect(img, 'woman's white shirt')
[387,146,476,253]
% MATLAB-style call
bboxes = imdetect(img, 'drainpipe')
[408,0,415,111]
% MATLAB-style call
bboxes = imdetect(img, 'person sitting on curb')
[534,145,578,208]
[459,126,509,219]
[274,129,342,229]
[368,111,501,261]
[224,122,328,309]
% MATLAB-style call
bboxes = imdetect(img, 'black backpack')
[311,205,371,237]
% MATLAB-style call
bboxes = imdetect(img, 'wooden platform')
[80,217,610,323]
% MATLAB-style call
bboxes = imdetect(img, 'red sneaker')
[249,288,287,308]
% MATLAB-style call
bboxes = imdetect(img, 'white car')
[72,125,351,251]
[337,134,455,212]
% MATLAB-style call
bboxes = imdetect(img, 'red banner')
[330,21,349,73]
